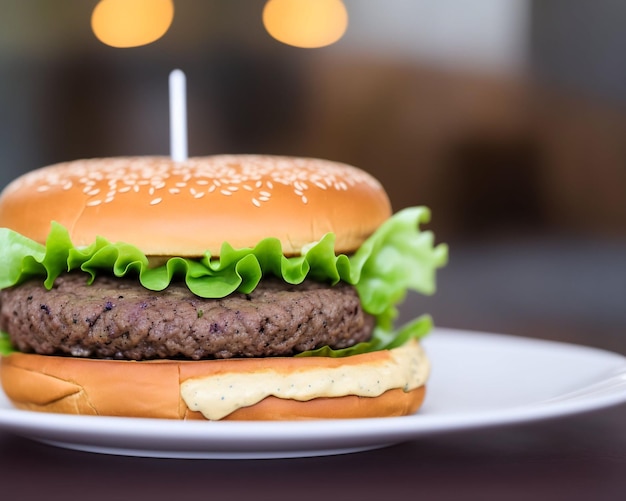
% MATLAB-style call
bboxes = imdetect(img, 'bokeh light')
[263,0,348,49]
[91,0,174,48]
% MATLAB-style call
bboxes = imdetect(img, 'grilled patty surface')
[0,274,374,360]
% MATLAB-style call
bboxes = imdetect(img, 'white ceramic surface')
[1,328,625,459]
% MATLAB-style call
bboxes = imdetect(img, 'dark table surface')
[1,401,625,501]
[2,238,625,501]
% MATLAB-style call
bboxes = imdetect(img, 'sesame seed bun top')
[0,155,392,256]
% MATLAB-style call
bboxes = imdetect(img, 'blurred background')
[0,0,624,352]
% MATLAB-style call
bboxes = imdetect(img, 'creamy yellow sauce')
[180,340,430,420]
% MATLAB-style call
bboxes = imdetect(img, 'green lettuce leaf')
[297,314,434,358]
[0,331,13,356]
[0,207,447,357]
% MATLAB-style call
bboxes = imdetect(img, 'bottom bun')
[0,344,428,420]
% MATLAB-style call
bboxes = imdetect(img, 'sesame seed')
[14,155,382,214]
[86,200,102,207]
[150,198,162,205]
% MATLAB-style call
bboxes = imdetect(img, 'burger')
[0,155,447,420]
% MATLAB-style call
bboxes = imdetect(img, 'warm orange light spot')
[91,0,174,48]
[263,0,348,49]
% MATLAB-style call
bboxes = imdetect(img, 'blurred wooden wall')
[289,56,626,241]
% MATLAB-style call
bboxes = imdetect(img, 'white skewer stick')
[169,69,188,162]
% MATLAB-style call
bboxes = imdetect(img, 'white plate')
[1,328,625,459]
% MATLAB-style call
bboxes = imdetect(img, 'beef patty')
[0,274,375,360]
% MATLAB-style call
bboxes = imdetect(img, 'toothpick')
[169,69,188,162]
